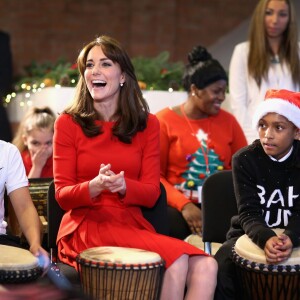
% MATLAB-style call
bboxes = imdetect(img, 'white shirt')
[0,141,28,234]
[269,146,293,162]
[229,42,300,144]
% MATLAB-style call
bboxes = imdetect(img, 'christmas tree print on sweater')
[175,129,225,202]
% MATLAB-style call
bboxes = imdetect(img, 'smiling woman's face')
[192,79,227,117]
[84,45,125,103]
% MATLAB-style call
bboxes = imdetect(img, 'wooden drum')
[233,229,300,300]
[76,246,165,300]
[0,245,42,283]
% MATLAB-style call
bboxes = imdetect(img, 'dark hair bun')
[188,45,212,66]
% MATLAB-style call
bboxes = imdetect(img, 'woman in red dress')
[53,35,217,299]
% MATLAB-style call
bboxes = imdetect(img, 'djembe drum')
[0,245,42,283]
[76,246,165,300]
[233,229,300,300]
[184,234,222,256]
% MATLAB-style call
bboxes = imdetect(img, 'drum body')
[76,247,165,300]
[0,245,42,283]
[233,229,300,300]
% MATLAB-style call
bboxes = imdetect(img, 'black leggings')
[214,237,241,300]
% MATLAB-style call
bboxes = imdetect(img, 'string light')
[3,79,77,108]
[2,60,79,108]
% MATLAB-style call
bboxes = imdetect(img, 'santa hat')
[252,89,300,129]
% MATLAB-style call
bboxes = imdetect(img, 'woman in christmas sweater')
[53,35,218,300]
[214,89,300,300]
[156,46,247,240]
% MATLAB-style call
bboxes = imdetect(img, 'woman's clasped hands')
[89,163,126,198]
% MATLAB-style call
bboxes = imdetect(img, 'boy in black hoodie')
[214,89,300,300]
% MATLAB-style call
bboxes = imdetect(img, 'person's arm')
[232,149,276,249]
[5,144,49,269]
[158,114,191,211]
[53,115,94,211]
[9,187,43,253]
[229,43,249,128]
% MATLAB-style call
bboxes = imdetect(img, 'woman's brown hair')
[248,0,300,87]
[65,35,149,144]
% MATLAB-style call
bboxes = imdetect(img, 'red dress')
[53,113,207,269]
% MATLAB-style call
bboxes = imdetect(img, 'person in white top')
[0,140,49,269]
[229,0,300,144]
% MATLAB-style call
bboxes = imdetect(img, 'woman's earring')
[191,92,195,96]
[120,83,124,87]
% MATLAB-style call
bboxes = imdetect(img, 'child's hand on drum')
[274,234,293,262]
[265,235,293,263]
[264,236,283,263]
[30,245,50,274]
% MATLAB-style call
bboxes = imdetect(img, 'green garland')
[4,52,184,105]
[14,58,79,90]
[131,51,184,91]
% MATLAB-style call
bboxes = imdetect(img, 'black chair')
[141,182,169,236]
[47,181,169,263]
[201,170,238,255]
[47,181,81,287]
[47,180,64,263]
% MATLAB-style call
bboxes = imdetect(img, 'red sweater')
[156,107,247,211]
[21,150,53,178]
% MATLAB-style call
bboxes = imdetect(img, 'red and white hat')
[252,89,300,129]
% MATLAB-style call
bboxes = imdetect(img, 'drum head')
[234,228,300,266]
[184,234,222,255]
[79,246,162,266]
[0,245,39,270]
[0,245,42,283]
[77,247,165,300]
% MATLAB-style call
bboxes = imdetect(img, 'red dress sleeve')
[53,114,93,211]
